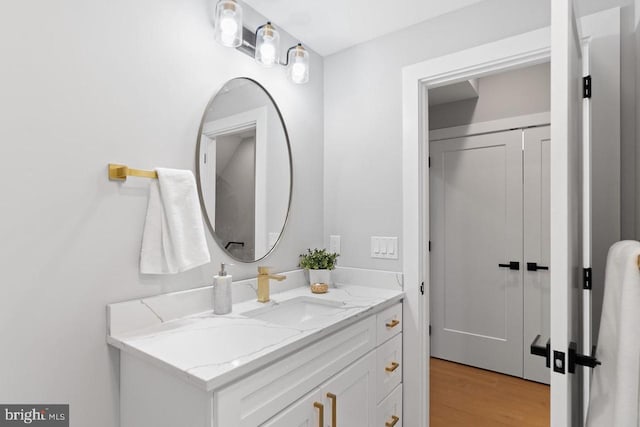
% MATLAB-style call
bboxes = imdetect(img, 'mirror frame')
[195,77,293,263]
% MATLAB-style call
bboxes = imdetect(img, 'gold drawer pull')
[326,392,337,427]
[385,361,400,373]
[385,415,400,427]
[313,402,324,427]
[386,319,400,328]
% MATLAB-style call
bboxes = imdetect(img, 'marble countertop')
[107,284,403,392]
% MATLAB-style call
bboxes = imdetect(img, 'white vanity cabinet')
[261,352,376,427]
[115,292,403,427]
[214,303,402,427]
[375,303,403,427]
[238,302,404,427]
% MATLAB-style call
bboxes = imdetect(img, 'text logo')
[0,405,68,426]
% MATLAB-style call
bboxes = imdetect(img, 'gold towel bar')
[108,164,158,181]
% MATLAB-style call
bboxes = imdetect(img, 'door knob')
[530,334,551,368]
[527,262,549,272]
[498,261,520,270]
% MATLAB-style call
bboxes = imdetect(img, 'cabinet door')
[321,351,377,427]
[430,130,524,377]
[523,125,551,384]
[261,389,323,427]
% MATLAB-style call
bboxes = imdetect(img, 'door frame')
[401,27,551,427]
[200,107,269,257]
[401,9,619,427]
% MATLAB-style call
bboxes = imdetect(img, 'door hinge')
[428,241,431,252]
[429,324,432,336]
[428,156,431,168]
[583,267,592,290]
[420,282,424,295]
[583,75,592,98]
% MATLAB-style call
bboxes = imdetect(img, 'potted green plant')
[299,248,339,288]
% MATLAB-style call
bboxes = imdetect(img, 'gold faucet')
[257,266,286,303]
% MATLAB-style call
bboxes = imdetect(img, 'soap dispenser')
[213,263,233,315]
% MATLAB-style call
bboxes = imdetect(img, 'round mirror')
[196,78,292,262]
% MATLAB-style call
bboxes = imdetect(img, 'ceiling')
[242,0,488,56]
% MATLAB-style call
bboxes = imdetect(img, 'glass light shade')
[287,44,309,84]
[255,23,280,67]
[214,0,243,48]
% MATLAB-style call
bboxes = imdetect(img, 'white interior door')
[523,125,551,384]
[550,0,584,425]
[430,129,524,377]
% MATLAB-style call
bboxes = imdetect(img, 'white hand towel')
[586,240,640,427]
[140,168,211,274]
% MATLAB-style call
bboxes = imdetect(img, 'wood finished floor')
[430,358,550,427]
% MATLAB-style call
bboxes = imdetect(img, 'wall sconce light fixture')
[213,1,309,84]
[255,22,280,67]
[286,44,309,84]
[214,0,243,48]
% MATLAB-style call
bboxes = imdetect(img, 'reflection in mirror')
[196,78,292,262]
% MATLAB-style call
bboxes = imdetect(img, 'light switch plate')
[329,235,341,254]
[371,236,399,259]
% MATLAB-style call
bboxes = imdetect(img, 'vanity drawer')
[376,302,402,345]
[377,384,402,427]
[376,332,402,403]
[215,315,376,427]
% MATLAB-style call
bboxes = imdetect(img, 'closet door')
[430,130,523,377]
[523,125,551,384]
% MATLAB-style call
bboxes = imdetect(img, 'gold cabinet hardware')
[108,164,158,181]
[385,319,400,328]
[385,361,400,373]
[326,392,337,427]
[313,402,324,427]
[385,415,400,427]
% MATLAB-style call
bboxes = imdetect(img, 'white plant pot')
[308,269,331,286]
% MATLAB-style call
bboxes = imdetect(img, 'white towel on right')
[140,168,210,274]
[587,240,640,427]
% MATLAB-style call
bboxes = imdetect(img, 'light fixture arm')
[278,44,303,67]
[237,31,304,68]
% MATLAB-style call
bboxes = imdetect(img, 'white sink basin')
[243,297,348,327]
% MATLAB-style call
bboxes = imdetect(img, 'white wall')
[429,62,550,130]
[324,0,548,271]
[0,0,323,426]
[324,0,633,270]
